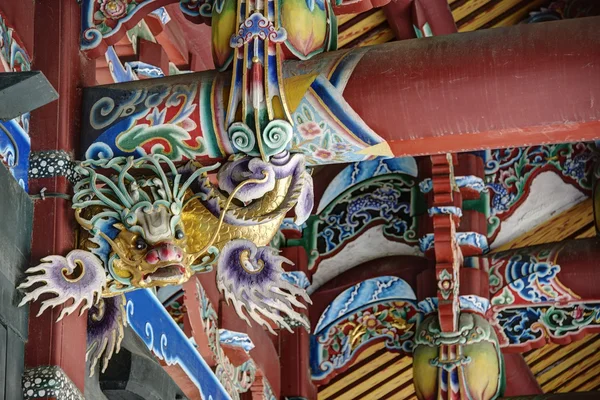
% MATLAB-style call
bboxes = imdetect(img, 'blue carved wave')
[419,232,489,253]
[125,289,230,399]
[127,61,166,79]
[419,175,486,194]
[282,271,311,289]
[105,46,137,83]
[504,258,562,303]
[314,276,416,334]
[150,7,171,24]
[417,296,490,315]
[218,329,255,352]
[318,158,418,213]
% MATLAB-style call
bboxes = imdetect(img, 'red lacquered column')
[25,0,95,392]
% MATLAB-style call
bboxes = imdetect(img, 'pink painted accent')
[159,246,171,260]
[145,250,160,264]
[146,243,184,264]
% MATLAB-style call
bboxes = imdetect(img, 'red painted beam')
[138,38,170,77]
[383,0,416,40]
[26,0,96,392]
[502,352,543,397]
[0,1,34,56]
[412,0,457,35]
[146,7,190,67]
[279,243,317,400]
[383,0,456,40]
[340,17,600,156]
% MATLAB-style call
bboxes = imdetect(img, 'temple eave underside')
[0,1,599,399]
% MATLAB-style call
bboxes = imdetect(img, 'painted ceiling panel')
[318,4,600,397]
[318,196,599,399]
[333,0,557,52]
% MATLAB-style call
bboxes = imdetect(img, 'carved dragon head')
[72,155,218,292]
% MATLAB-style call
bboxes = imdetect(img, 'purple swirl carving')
[271,152,314,224]
[215,152,314,225]
[87,295,127,375]
[230,13,287,48]
[296,173,314,225]
[217,157,276,202]
[217,239,311,333]
[18,250,107,321]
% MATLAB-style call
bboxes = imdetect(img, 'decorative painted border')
[315,276,416,333]
[492,302,600,351]
[484,143,596,242]
[301,174,417,274]
[311,298,419,384]
[311,277,419,385]
[419,232,489,253]
[419,176,486,194]
[489,250,577,308]
[417,296,491,316]
[317,157,418,213]
[82,45,386,166]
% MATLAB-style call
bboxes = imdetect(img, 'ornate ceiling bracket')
[311,276,419,385]
[80,0,177,58]
[224,0,294,162]
[413,152,505,400]
[300,171,417,278]
[184,277,261,399]
[487,239,600,353]
[413,310,504,400]
[484,143,596,245]
[430,153,462,332]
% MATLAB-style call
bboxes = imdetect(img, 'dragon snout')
[145,243,184,265]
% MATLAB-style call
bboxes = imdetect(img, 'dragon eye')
[135,237,147,250]
[175,227,185,240]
